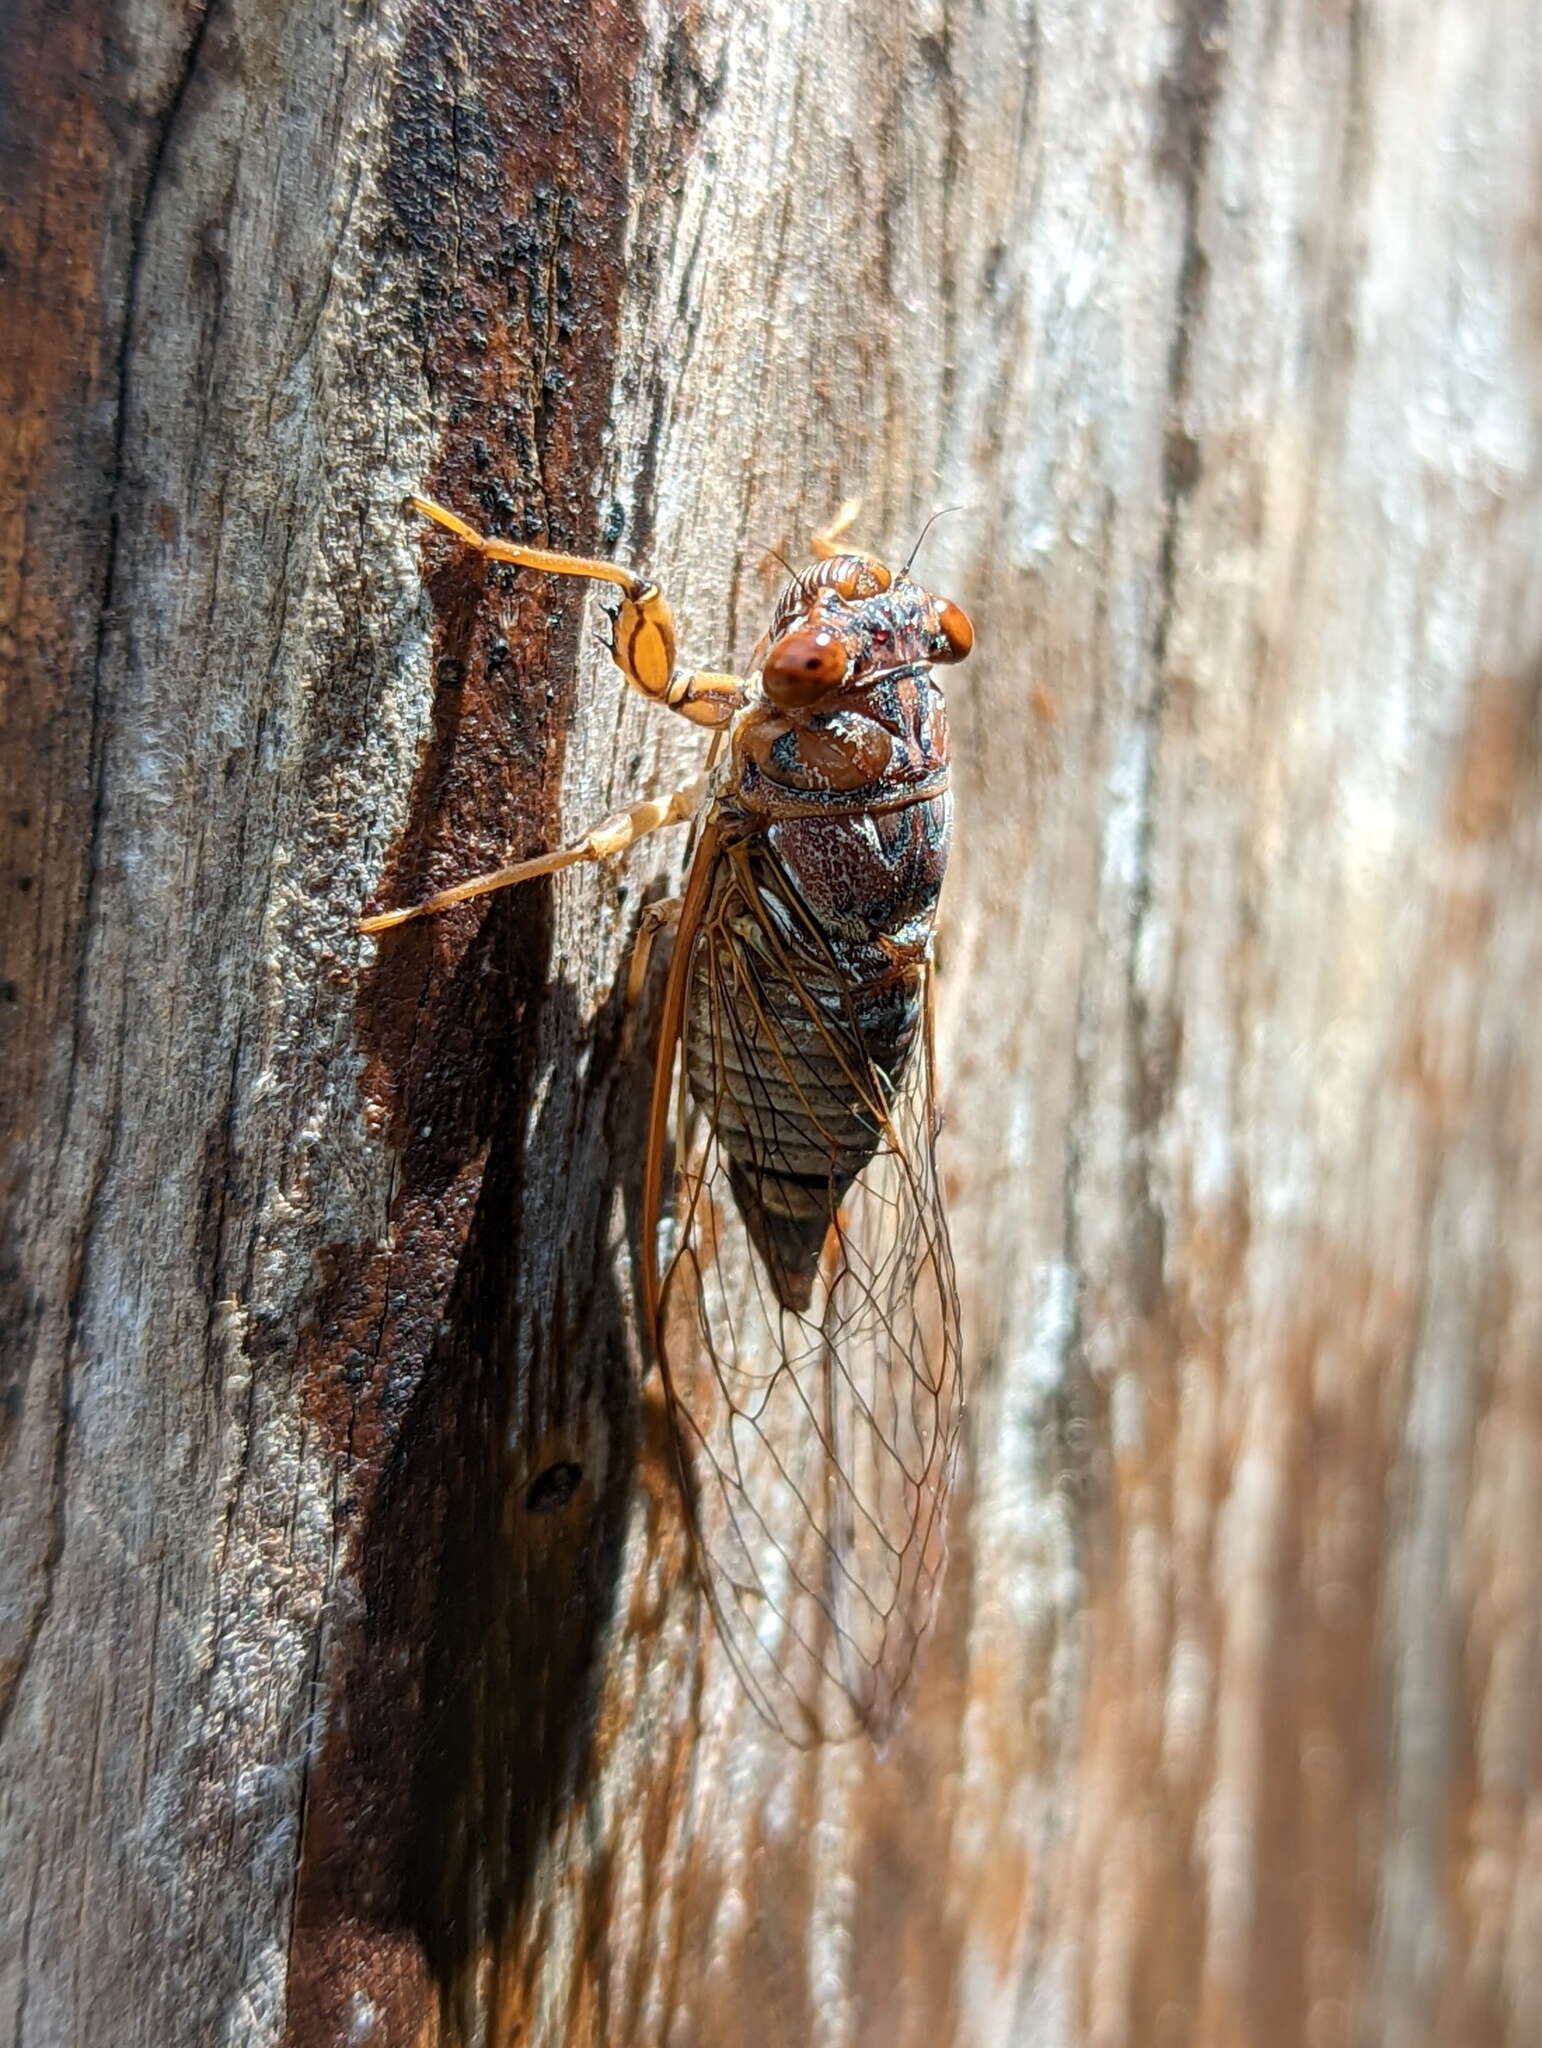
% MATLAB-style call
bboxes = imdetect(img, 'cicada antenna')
[903,505,966,575]
[759,542,805,584]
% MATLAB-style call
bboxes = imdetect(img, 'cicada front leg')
[809,497,865,558]
[360,496,743,934]
[407,495,746,728]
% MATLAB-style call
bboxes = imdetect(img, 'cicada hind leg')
[624,898,682,1007]
[360,496,745,935]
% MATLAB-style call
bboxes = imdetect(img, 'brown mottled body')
[694,616,956,1306]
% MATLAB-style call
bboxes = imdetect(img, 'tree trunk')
[4,1,1541,2043]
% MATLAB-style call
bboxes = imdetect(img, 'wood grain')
[3,1,1540,2043]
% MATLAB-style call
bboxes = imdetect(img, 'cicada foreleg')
[408,495,747,729]
[359,771,710,935]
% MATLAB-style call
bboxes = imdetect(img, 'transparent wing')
[652,849,961,1745]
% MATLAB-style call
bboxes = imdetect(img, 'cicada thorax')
[687,567,959,1310]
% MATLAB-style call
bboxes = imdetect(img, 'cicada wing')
[650,852,961,1745]
[818,1016,960,1728]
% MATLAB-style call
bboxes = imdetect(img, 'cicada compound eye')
[932,599,974,663]
[761,628,850,709]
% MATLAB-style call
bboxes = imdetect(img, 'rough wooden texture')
[4,0,1541,2042]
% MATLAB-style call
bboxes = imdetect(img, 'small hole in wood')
[525,1461,583,1515]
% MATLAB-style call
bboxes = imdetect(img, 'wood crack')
[1123,0,1231,1309]
[2,0,220,1759]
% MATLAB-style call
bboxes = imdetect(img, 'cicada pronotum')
[362,493,973,1744]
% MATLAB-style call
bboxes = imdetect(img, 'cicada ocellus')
[362,494,973,1743]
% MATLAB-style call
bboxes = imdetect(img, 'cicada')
[362,494,972,1743]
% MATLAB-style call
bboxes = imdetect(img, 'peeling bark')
[3,2,1541,2045]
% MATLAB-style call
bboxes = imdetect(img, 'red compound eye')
[933,600,974,662]
[762,629,849,708]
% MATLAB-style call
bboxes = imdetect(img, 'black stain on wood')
[281,1,646,2039]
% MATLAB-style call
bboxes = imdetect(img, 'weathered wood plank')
[3,1,1540,2044]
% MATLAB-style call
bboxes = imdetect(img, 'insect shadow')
[287,877,664,2031]
[397,949,651,1999]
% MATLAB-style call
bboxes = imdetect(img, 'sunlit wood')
[4,2,1539,2044]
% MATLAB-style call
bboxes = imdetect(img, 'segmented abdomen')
[686,797,948,1308]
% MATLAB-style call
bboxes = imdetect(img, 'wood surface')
[4,0,1541,2043]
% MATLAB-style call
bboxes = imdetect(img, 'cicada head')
[757,553,974,712]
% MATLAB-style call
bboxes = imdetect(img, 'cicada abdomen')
[645,547,972,1744]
